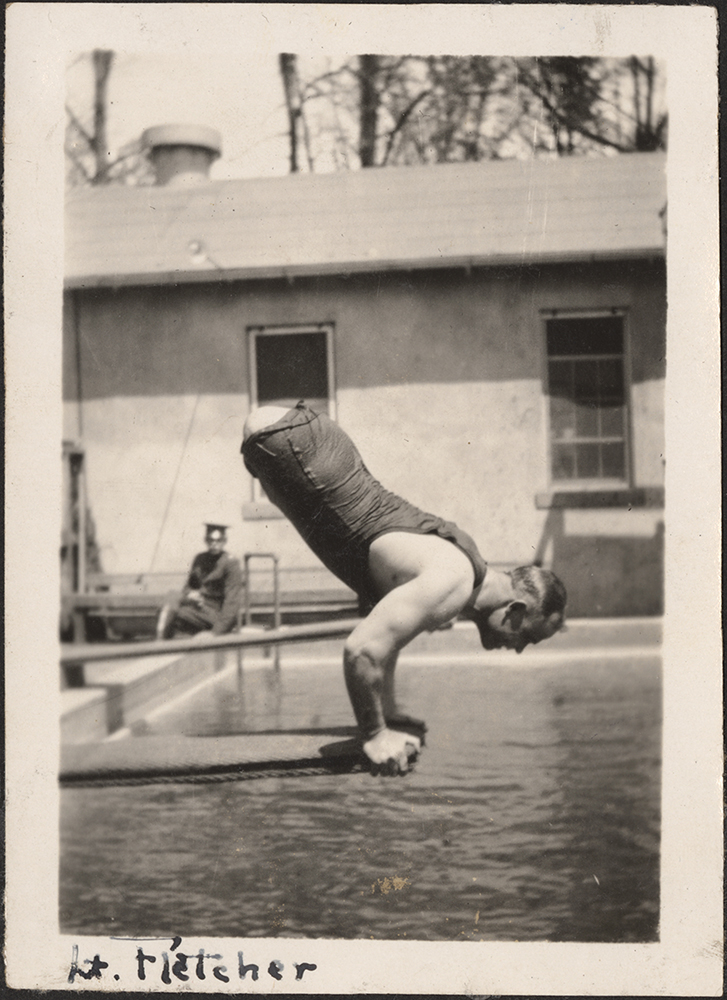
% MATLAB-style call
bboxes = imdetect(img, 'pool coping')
[61,617,663,745]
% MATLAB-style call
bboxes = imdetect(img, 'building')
[64,127,666,616]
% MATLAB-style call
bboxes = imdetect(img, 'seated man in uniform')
[159,523,243,640]
[241,402,567,778]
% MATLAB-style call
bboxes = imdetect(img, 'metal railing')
[242,552,281,668]
[243,552,281,629]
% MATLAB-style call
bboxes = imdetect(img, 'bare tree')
[280,54,666,173]
[65,50,154,187]
[514,56,667,155]
[357,55,380,167]
[403,56,501,164]
[279,53,303,172]
[91,49,113,181]
[628,57,667,151]
[66,49,113,184]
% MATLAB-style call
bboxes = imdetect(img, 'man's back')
[242,402,486,607]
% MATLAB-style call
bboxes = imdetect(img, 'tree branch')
[381,89,432,166]
[520,69,629,153]
[65,104,93,148]
[64,144,91,182]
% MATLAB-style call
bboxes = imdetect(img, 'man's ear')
[503,600,528,630]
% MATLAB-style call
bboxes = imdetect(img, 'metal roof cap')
[142,124,222,157]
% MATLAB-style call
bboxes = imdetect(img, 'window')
[248,324,335,417]
[245,324,336,512]
[545,312,629,487]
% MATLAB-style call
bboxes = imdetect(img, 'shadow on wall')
[534,507,664,618]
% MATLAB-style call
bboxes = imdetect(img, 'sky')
[66,50,301,179]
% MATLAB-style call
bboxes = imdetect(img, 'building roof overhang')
[65,247,666,291]
[65,152,667,290]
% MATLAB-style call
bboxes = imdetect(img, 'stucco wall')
[63,259,665,614]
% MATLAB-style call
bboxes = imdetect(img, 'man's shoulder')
[370,530,475,582]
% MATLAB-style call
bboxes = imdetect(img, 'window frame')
[247,322,337,421]
[245,323,337,511]
[542,308,633,491]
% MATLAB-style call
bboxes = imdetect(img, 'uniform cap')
[204,523,228,539]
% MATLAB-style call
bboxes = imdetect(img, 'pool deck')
[60,617,662,745]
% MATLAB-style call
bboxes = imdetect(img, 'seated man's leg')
[157,594,182,640]
[169,602,215,637]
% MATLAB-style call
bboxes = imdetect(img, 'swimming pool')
[60,650,661,942]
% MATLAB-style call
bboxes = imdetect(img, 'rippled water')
[60,654,661,941]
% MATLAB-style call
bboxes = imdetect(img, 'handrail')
[243,553,280,629]
[60,617,361,667]
[243,552,281,669]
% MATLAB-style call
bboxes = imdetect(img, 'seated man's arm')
[182,555,203,600]
[344,566,472,775]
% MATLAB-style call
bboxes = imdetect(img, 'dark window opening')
[546,315,628,485]
[255,331,330,414]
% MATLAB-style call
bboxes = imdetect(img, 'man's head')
[476,565,567,654]
[204,523,228,554]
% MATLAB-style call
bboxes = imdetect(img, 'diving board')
[60,729,370,786]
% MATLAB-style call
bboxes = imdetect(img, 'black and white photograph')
[4,4,722,995]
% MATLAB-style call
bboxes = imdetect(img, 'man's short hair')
[509,565,567,629]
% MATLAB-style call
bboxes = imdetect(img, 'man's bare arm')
[343,566,472,774]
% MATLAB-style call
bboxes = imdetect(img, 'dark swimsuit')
[242,402,487,608]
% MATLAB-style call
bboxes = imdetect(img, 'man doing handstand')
[242,402,566,777]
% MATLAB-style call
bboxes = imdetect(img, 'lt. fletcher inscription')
[68,937,317,986]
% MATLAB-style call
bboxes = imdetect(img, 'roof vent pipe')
[142,124,222,187]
